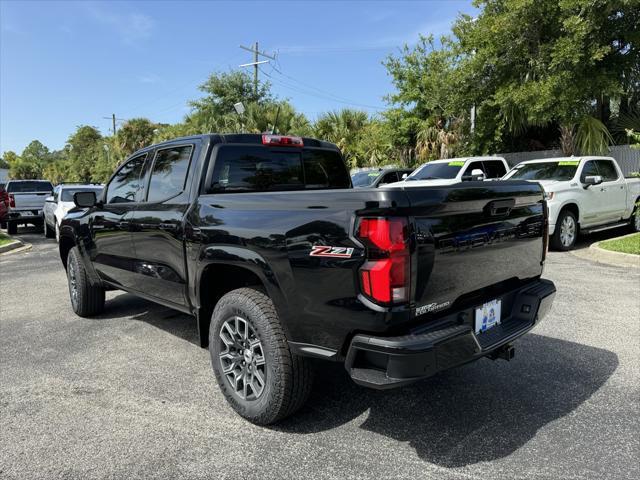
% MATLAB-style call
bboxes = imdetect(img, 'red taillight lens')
[357,217,410,304]
[9,194,15,208]
[262,134,304,147]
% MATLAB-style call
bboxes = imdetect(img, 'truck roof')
[137,133,340,156]
[427,156,506,164]
[517,156,615,164]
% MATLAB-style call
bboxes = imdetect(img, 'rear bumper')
[345,278,556,389]
[7,210,43,222]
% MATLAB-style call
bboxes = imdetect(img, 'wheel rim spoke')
[218,316,266,401]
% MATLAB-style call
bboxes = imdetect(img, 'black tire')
[0,221,6,230]
[551,209,578,251]
[7,222,17,235]
[630,201,640,233]
[66,246,105,317]
[44,221,55,238]
[209,287,314,425]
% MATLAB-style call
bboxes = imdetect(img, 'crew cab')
[59,134,556,424]
[503,156,640,250]
[4,180,53,234]
[386,156,509,188]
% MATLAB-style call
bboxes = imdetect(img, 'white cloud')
[82,2,154,44]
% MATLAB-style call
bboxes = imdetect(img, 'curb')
[0,240,32,256]
[571,233,640,268]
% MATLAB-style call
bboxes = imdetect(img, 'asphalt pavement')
[1,227,638,480]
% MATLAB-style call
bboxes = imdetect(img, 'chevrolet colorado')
[59,134,556,424]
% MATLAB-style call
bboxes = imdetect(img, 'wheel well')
[198,264,264,347]
[59,236,75,270]
[559,203,579,225]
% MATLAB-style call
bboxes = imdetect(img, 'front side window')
[462,161,486,177]
[61,188,103,202]
[380,172,399,185]
[106,154,146,204]
[594,160,618,181]
[352,171,380,187]
[580,161,599,183]
[483,161,507,178]
[147,145,193,202]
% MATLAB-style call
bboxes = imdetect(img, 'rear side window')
[7,181,53,193]
[594,160,618,181]
[482,161,507,178]
[147,145,193,202]
[106,154,146,204]
[303,149,350,189]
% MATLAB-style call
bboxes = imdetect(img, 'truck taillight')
[357,217,410,304]
[262,134,304,147]
[9,194,15,208]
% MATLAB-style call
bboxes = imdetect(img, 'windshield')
[506,161,579,181]
[7,180,53,193]
[351,171,380,187]
[408,161,463,180]
[61,188,102,202]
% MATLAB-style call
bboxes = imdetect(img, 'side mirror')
[45,195,55,203]
[583,175,603,188]
[401,173,409,179]
[463,168,486,181]
[74,191,97,208]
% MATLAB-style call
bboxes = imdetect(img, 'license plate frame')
[475,299,502,334]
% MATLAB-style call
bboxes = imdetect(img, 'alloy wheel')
[218,316,266,401]
[68,261,79,309]
[560,215,576,247]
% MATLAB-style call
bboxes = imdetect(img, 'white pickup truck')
[503,156,640,250]
[4,179,53,235]
[387,156,510,187]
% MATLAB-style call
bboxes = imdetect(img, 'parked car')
[351,168,414,188]
[4,179,53,234]
[387,156,510,187]
[502,156,640,250]
[58,133,555,424]
[44,184,104,241]
[0,184,9,229]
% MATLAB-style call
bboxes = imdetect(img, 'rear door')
[90,153,147,288]
[129,142,199,307]
[594,159,627,222]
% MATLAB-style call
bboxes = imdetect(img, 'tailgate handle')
[485,198,515,217]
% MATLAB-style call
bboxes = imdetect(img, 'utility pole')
[239,42,276,96]
[102,114,125,135]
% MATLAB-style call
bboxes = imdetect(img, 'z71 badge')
[309,245,354,258]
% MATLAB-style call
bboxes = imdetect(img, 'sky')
[0,0,476,154]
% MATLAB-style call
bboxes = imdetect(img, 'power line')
[259,66,385,111]
[102,114,126,135]
[239,42,276,96]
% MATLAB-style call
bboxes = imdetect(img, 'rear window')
[7,181,53,193]
[209,146,349,193]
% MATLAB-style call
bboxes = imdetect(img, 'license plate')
[475,299,502,334]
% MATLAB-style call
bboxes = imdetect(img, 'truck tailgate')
[10,192,49,210]
[403,181,545,313]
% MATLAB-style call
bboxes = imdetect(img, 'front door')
[129,143,197,307]
[90,153,147,288]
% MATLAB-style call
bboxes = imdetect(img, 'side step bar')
[582,221,629,235]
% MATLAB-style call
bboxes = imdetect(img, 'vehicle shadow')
[276,334,618,468]
[96,293,200,346]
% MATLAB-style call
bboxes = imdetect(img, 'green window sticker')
[558,161,580,166]
[367,172,381,177]
[448,161,465,166]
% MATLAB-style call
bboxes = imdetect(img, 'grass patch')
[0,232,14,247]
[599,233,640,255]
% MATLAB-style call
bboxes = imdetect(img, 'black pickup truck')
[59,133,556,424]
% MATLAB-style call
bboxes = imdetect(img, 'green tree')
[65,126,103,183]
[116,118,159,159]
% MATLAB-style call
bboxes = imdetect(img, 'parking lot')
[1,228,638,480]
